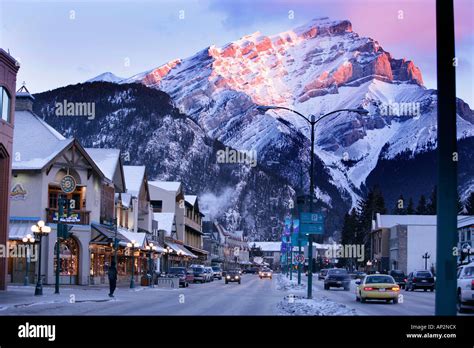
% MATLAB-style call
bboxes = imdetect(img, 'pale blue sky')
[0,0,472,105]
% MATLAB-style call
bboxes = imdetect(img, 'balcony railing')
[184,216,202,233]
[46,208,91,225]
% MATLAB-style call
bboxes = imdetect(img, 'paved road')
[1,274,282,315]
[309,277,436,315]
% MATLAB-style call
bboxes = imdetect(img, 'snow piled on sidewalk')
[276,274,357,316]
[276,274,305,291]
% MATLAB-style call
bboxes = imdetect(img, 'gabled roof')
[12,111,105,180]
[12,111,73,170]
[149,181,181,194]
[184,195,197,206]
[123,165,146,197]
[86,148,125,192]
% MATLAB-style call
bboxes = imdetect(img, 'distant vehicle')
[192,267,207,283]
[457,262,474,313]
[204,267,214,282]
[406,270,435,292]
[259,268,273,279]
[318,269,329,280]
[225,270,241,284]
[211,266,223,280]
[354,271,367,280]
[389,270,407,289]
[247,267,259,274]
[168,267,193,287]
[324,268,350,291]
[356,275,400,303]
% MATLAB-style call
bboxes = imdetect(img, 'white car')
[457,262,474,313]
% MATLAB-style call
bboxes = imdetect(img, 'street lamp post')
[127,240,140,288]
[22,234,35,286]
[256,105,368,299]
[422,252,431,270]
[163,246,172,273]
[145,243,157,288]
[31,220,52,296]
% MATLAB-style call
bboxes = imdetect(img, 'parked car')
[211,266,223,280]
[406,270,435,291]
[168,267,193,287]
[318,269,329,280]
[457,262,474,313]
[204,267,214,282]
[225,270,241,284]
[389,270,407,289]
[355,274,400,303]
[192,267,207,283]
[259,268,273,279]
[324,268,350,290]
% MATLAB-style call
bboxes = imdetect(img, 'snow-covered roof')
[153,213,175,236]
[458,216,474,228]
[123,165,146,197]
[12,111,73,170]
[117,228,147,248]
[165,241,197,258]
[249,241,281,252]
[148,181,181,193]
[120,193,132,208]
[374,213,467,230]
[85,148,121,182]
[184,195,197,206]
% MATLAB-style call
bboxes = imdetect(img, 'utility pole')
[435,0,458,316]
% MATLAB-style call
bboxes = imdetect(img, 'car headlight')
[227,276,230,279]
[236,276,239,279]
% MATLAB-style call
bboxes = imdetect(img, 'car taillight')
[404,278,407,282]
[471,280,474,290]
[363,287,374,291]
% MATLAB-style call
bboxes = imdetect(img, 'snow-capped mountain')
[104,17,473,209]
[86,72,125,83]
[41,17,473,239]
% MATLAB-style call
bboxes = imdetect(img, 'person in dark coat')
[108,261,118,297]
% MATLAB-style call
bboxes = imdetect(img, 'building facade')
[0,49,19,290]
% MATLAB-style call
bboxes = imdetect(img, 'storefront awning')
[9,220,38,241]
[185,244,209,256]
[165,241,198,258]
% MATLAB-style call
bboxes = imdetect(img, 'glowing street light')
[31,220,51,295]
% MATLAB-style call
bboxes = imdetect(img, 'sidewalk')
[0,283,175,312]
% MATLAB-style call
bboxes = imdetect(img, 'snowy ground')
[275,274,357,316]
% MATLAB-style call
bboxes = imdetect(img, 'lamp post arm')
[261,106,311,124]
[314,108,367,126]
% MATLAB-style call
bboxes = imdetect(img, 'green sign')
[301,223,324,234]
[300,212,324,224]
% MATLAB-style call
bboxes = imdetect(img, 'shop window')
[0,87,11,123]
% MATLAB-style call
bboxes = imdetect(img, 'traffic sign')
[301,223,324,234]
[300,212,324,224]
[295,254,305,264]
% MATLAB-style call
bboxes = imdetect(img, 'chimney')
[15,83,35,112]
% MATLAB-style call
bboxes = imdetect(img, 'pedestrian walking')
[108,260,118,297]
